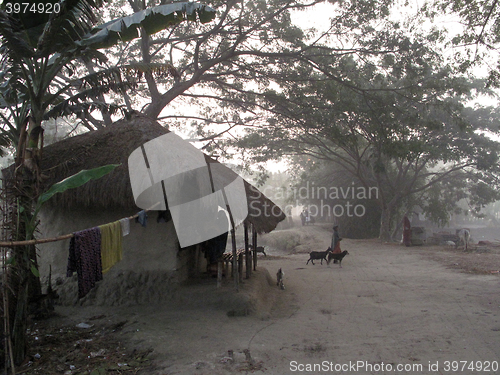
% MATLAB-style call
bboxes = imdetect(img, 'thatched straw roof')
[5,115,285,234]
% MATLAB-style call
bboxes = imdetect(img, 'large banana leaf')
[0,0,102,57]
[38,163,120,205]
[80,2,216,49]
[29,163,120,232]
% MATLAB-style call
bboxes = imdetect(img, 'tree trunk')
[9,191,41,366]
[7,117,43,366]
[378,193,403,242]
[379,207,393,242]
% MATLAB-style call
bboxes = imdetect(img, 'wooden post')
[231,227,238,291]
[217,186,238,291]
[217,260,222,289]
[238,253,244,283]
[252,224,258,271]
[195,244,202,277]
[244,222,251,279]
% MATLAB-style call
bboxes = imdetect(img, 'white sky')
[290,1,334,30]
[277,1,499,172]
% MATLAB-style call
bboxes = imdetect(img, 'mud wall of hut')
[36,206,198,306]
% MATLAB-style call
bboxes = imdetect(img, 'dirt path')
[26,225,500,374]
[254,240,499,374]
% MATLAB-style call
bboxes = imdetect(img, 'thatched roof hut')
[37,115,285,234]
[2,115,285,306]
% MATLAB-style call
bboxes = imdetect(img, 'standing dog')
[327,250,349,268]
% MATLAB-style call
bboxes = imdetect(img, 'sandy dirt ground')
[21,224,500,375]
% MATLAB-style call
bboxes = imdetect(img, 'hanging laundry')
[99,221,123,274]
[135,210,148,227]
[204,232,229,264]
[119,217,130,236]
[67,227,102,299]
[157,210,171,223]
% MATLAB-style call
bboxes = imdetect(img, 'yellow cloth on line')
[99,221,123,274]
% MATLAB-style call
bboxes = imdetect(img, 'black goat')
[255,246,267,257]
[250,245,267,256]
[327,250,349,267]
[306,247,333,265]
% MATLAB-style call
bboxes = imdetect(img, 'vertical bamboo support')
[2,178,21,373]
[244,222,251,279]
[231,228,238,292]
[217,260,222,289]
[238,253,243,283]
[195,244,201,276]
[252,224,258,271]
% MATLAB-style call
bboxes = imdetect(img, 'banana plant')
[0,1,216,152]
[0,0,216,367]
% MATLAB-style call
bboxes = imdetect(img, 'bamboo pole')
[0,233,74,247]
[0,210,148,247]
[238,253,243,284]
[231,227,238,292]
[252,225,258,271]
[217,260,222,289]
[244,222,251,279]
[2,246,15,375]
[1,188,17,374]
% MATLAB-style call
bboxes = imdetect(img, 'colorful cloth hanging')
[67,227,102,299]
[99,221,123,274]
[119,217,130,236]
[135,210,148,227]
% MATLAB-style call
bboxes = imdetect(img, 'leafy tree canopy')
[436,0,500,87]
[228,14,500,239]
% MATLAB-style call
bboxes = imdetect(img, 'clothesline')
[0,210,149,248]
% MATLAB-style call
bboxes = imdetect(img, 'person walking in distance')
[330,225,342,262]
[403,216,411,247]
